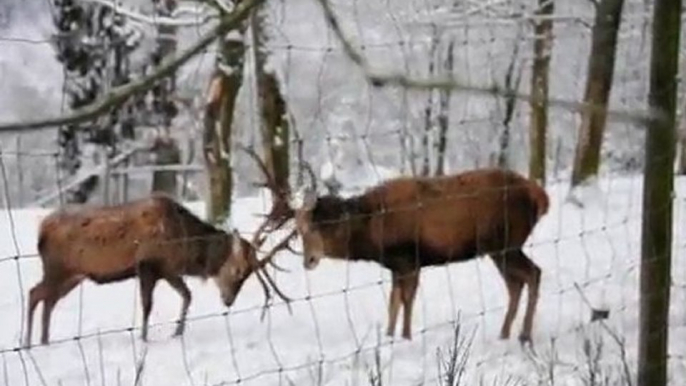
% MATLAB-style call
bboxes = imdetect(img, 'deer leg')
[386,271,402,337]
[400,270,420,340]
[491,250,541,343]
[491,253,525,340]
[39,276,81,345]
[165,276,192,337]
[138,265,159,342]
[516,251,541,343]
[25,280,49,347]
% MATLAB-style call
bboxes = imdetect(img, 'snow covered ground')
[1,174,686,386]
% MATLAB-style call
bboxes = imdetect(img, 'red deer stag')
[25,193,291,347]
[277,168,549,343]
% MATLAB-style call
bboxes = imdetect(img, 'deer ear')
[231,229,243,256]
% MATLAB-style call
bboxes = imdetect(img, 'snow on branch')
[314,0,656,126]
[0,0,263,133]
[83,0,216,27]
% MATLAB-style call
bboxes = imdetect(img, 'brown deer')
[25,193,292,347]
[256,167,549,343]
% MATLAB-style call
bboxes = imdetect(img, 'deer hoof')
[518,333,532,345]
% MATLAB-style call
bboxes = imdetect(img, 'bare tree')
[528,0,554,185]
[203,33,245,223]
[570,0,625,188]
[435,39,454,176]
[52,0,142,203]
[493,40,523,169]
[251,5,290,198]
[421,25,439,177]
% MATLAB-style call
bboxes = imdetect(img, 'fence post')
[638,0,681,384]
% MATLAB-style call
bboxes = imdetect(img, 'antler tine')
[302,161,318,193]
[258,229,297,315]
[239,145,278,191]
[250,212,292,255]
[250,215,273,249]
[258,229,297,269]
[247,240,287,322]
[261,268,293,316]
[252,268,273,321]
[241,145,295,228]
[248,229,297,321]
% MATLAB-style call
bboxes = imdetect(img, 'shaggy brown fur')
[294,168,549,342]
[25,193,257,346]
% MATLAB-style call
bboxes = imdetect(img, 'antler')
[248,229,297,320]
[240,145,294,229]
[238,146,320,319]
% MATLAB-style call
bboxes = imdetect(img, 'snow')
[1,174,686,385]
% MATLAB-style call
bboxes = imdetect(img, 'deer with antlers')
[25,192,293,347]
[248,149,549,343]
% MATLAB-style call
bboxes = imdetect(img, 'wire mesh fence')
[0,0,685,385]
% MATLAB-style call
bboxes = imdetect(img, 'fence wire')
[1,0,685,385]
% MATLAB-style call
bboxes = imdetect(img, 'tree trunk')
[528,0,554,186]
[151,136,181,195]
[421,26,438,177]
[638,0,681,384]
[203,32,245,223]
[676,100,686,175]
[570,0,625,187]
[495,41,522,169]
[252,7,290,197]
[151,0,180,197]
[435,40,454,176]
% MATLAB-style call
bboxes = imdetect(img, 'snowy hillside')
[1,174,685,385]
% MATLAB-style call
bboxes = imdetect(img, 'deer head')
[210,226,294,318]
[241,145,324,272]
[290,186,327,270]
[213,229,254,307]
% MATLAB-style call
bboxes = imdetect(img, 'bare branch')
[0,0,264,133]
[314,0,656,125]
[84,0,216,27]
[206,0,234,14]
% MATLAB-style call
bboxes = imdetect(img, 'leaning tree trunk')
[528,0,554,185]
[570,0,625,187]
[252,7,290,197]
[435,39,454,176]
[203,32,245,223]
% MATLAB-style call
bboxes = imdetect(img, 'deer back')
[321,169,546,265]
